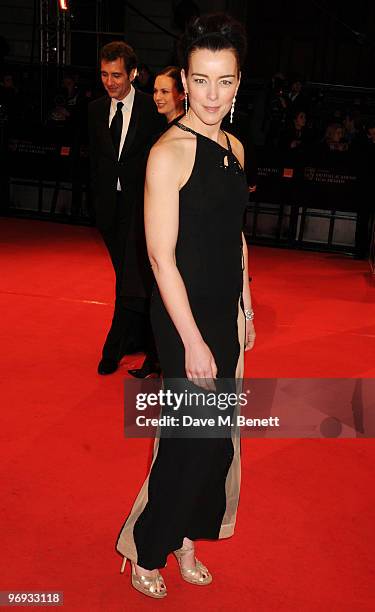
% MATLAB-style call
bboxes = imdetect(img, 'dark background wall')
[246,0,375,85]
[0,0,35,63]
[0,0,374,84]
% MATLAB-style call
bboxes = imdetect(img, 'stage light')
[59,0,69,10]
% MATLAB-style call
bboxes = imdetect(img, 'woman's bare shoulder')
[153,124,195,150]
[224,131,244,164]
[148,125,196,173]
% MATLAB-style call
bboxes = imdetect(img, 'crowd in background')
[259,72,375,166]
[1,65,375,172]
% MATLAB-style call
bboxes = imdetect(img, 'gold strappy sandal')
[120,556,167,599]
[173,545,212,585]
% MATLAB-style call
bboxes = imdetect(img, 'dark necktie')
[110,101,124,157]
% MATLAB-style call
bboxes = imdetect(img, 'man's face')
[292,80,302,94]
[3,75,14,88]
[101,57,135,100]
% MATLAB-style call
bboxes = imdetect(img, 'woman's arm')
[241,233,252,311]
[144,140,217,383]
[230,134,256,352]
[242,233,256,351]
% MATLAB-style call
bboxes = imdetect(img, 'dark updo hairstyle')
[178,13,247,74]
[155,66,184,94]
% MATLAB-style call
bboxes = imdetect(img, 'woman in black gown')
[116,13,255,598]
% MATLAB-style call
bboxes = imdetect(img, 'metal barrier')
[243,147,370,257]
[1,125,372,258]
[1,124,93,225]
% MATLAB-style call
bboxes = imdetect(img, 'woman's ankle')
[182,536,194,550]
[134,563,158,576]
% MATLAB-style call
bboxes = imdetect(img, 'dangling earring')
[184,91,188,115]
[230,95,236,124]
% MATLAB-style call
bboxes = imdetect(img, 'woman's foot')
[133,564,159,579]
[120,557,167,598]
[177,537,196,571]
[132,563,167,598]
[173,537,212,585]
[128,357,161,378]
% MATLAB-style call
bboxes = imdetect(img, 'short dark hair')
[292,108,306,120]
[100,41,137,75]
[289,73,303,85]
[178,13,247,73]
[155,65,184,94]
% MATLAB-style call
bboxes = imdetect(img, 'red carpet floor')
[1,218,375,611]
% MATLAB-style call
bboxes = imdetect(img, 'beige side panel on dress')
[117,301,245,555]
[116,435,160,563]
[219,298,245,538]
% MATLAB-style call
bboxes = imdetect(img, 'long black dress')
[116,122,248,570]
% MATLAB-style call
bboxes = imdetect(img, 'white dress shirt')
[109,84,135,191]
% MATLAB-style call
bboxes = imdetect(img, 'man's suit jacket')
[88,89,164,298]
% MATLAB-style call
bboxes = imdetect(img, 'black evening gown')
[116,122,248,570]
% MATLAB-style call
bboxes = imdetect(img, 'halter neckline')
[175,121,232,155]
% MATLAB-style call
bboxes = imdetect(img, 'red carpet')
[1,218,374,611]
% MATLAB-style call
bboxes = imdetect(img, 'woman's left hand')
[245,320,256,351]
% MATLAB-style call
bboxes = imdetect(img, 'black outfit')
[127,112,184,377]
[278,125,314,166]
[116,123,248,569]
[88,90,163,360]
[286,92,310,117]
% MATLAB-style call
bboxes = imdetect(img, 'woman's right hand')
[185,339,217,391]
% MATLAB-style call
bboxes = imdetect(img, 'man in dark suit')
[88,41,163,375]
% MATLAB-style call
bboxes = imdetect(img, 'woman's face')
[294,112,306,128]
[333,127,343,142]
[182,48,239,125]
[153,75,184,116]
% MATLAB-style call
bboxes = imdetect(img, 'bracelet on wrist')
[244,308,254,321]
